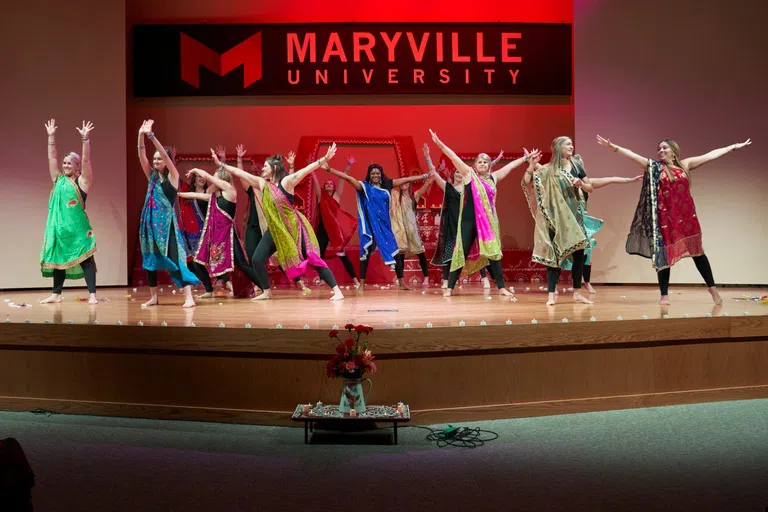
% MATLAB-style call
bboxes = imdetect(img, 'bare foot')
[585,283,597,294]
[708,287,723,305]
[422,277,430,286]
[295,280,308,291]
[251,290,272,301]
[39,294,62,304]
[498,288,513,297]
[226,281,234,297]
[398,279,411,291]
[555,288,560,295]
[88,293,98,305]
[353,279,361,289]
[441,280,448,289]
[196,292,214,299]
[573,292,593,305]
[182,298,196,308]
[142,295,158,307]
[482,277,491,289]
[252,284,262,296]
[546,293,557,306]
[442,288,452,297]
[330,287,344,301]
[659,295,670,305]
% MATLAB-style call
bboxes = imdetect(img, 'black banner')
[132,23,571,97]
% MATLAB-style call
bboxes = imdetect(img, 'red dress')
[656,166,703,267]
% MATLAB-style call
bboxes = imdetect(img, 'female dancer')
[213,145,345,300]
[137,120,199,308]
[561,174,642,293]
[178,165,262,297]
[429,129,533,297]
[313,156,360,287]
[39,119,98,304]
[597,135,751,304]
[237,146,307,292]
[522,136,593,306]
[325,163,433,290]
[423,145,491,289]
[389,175,435,288]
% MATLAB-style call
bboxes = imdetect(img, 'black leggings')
[583,264,592,283]
[251,230,337,290]
[441,264,487,281]
[447,214,504,290]
[53,256,96,294]
[657,254,715,296]
[317,217,358,280]
[146,229,197,288]
[392,252,429,279]
[546,250,585,293]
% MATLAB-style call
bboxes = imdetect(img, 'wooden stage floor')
[2,284,766,330]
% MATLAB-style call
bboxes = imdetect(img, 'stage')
[1,284,767,426]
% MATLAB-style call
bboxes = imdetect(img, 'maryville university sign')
[132,23,571,97]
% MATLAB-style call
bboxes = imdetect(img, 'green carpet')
[1,399,766,511]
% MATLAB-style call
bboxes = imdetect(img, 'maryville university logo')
[180,32,263,88]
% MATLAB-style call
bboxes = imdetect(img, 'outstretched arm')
[311,172,322,202]
[282,143,337,194]
[392,172,431,187]
[137,120,152,180]
[682,139,751,171]
[188,164,232,192]
[490,150,504,169]
[429,129,472,177]
[414,175,436,203]
[76,121,95,192]
[178,191,211,201]
[211,149,265,190]
[589,175,643,190]
[326,165,363,191]
[423,143,446,191]
[45,119,61,183]
[331,155,354,202]
[491,152,539,183]
[597,135,649,169]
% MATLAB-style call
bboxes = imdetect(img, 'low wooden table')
[290,404,411,445]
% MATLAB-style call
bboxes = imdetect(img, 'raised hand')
[286,151,296,167]
[524,148,543,167]
[215,145,226,162]
[144,120,155,134]
[494,150,504,161]
[236,144,247,158]
[76,121,95,139]
[210,148,222,167]
[323,143,337,162]
[347,155,356,166]
[596,135,615,150]
[437,159,447,173]
[45,119,57,136]
[422,143,431,158]
[732,138,751,151]
[429,129,442,146]
[185,168,202,179]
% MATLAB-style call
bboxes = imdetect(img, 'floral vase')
[339,377,372,414]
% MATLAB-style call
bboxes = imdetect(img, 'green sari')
[40,175,97,279]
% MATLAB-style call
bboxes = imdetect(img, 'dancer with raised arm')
[389,172,435,288]
[597,134,751,304]
[178,161,262,297]
[429,129,534,297]
[39,120,98,304]
[326,162,433,291]
[522,136,594,306]
[213,145,346,300]
[423,144,491,289]
[312,156,360,287]
[137,120,199,308]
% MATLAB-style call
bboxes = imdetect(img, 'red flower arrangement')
[326,324,377,379]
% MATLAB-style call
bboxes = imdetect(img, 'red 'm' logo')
[180,32,263,88]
